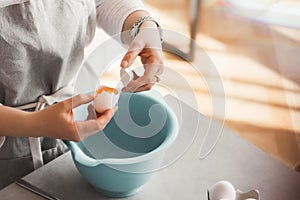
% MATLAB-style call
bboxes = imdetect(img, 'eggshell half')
[120,68,134,87]
[94,90,119,113]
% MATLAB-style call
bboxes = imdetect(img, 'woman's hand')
[121,19,164,92]
[30,94,117,142]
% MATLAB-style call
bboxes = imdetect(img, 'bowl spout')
[64,140,101,167]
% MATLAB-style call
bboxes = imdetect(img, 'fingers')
[87,104,97,120]
[122,76,155,92]
[122,63,163,92]
[120,27,164,93]
[121,41,143,68]
[74,106,118,140]
[128,83,154,93]
[96,106,117,127]
[72,94,94,109]
[74,120,100,141]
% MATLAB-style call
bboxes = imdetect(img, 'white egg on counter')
[209,181,236,200]
[94,86,119,113]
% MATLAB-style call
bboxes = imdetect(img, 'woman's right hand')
[30,94,117,142]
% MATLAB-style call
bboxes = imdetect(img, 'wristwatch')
[130,16,163,43]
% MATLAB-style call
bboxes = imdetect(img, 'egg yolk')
[95,86,118,96]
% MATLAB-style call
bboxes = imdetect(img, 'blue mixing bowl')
[64,91,179,198]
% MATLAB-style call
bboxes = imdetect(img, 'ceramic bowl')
[64,91,178,198]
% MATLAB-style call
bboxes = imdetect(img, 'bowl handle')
[63,140,101,167]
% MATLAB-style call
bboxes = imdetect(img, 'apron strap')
[16,85,74,169]
[28,102,47,170]
[28,137,44,169]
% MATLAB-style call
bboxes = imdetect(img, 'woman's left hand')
[120,21,163,92]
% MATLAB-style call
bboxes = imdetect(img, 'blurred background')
[86,0,300,171]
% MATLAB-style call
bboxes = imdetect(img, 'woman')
[0,0,163,189]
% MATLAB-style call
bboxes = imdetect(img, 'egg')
[209,181,236,200]
[94,85,119,113]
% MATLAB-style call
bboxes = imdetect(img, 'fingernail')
[121,60,128,68]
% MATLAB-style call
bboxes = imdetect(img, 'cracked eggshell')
[94,87,119,113]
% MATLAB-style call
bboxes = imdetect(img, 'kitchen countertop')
[1,96,300,200]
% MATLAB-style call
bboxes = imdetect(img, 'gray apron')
[0,0,96,189]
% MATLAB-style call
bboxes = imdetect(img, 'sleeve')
[0,103,5,148]
[95,0,147,43]
[85,0,97,46]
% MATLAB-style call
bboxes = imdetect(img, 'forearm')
[0,94,115,142]
[0,106,37,137]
